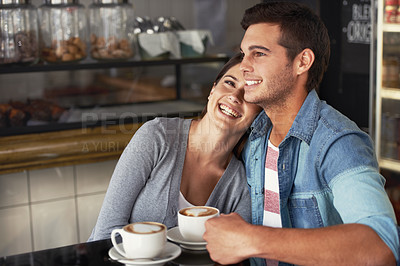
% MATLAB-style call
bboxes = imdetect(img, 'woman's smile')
[219,103,242,118]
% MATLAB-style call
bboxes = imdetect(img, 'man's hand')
[203,213,255,265]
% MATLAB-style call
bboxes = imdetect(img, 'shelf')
[0,100,205,136]
[381,87,400,99]
[379,158,400,173]
[382,23,400,32]
[0,55,229,74]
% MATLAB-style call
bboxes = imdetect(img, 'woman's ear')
[296,48,314,76]
[208,84,216,99]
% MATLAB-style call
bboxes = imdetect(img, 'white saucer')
[166,227,207,251]
[108,242,181,266]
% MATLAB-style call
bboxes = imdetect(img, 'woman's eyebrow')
[223,74,238,81]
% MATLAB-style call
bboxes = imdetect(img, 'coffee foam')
[128,223,163,234]
[185,208,209,216]
[181,207,217,217]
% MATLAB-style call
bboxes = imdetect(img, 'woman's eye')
[224,80,235,87]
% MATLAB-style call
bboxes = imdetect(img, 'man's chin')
[244,95,261,105]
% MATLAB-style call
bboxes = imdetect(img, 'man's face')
[240,23,296,111]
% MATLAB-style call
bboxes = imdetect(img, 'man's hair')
[241,2,330,93]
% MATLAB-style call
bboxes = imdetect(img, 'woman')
[88,54,261,241]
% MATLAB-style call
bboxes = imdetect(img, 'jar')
[89,0,134,61]
[0,0,39,65]
[38,0,87,63]
[382,56,400,88]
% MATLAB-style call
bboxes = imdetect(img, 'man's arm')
[203,213,396,265]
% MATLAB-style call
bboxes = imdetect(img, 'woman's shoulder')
[134,117,191,145]
[142,117,190,130]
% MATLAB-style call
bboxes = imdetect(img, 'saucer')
[166,227,207,251]
[108,242,181,266]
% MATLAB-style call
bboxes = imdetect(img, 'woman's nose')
[228,89,244,104]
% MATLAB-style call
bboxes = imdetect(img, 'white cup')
[111,222,166,259]
[178,206,219,242]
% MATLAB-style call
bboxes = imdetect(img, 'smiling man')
[203,2,399,265]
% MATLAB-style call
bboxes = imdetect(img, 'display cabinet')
[371,0,400,173]
[0,55,228,173]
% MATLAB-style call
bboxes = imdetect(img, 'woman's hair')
[199,53,253,158]
[241,2,330,93]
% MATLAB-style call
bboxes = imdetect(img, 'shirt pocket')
[288,196,324,228]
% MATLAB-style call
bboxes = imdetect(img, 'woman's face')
[207,64,261,134]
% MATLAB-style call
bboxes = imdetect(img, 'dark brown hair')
[241,2,330,93]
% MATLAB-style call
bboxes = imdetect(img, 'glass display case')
[0,56,228,136]
[0,55,228,173]
[371,0,400,172]
[371,0,400,221]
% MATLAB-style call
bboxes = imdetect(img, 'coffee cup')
[111,222,166,259]
[178,206,219,242]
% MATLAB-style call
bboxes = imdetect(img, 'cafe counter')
[0,100,204,175]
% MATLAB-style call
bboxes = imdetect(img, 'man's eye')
[255,52,266,57]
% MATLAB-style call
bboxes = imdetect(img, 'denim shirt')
[242,90,399,264]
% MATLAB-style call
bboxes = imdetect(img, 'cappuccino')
[179,207,218,217]
[111,222,167,259]
[126,222,165,234]
[178,206,219,242]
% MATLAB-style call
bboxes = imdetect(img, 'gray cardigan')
[88,117,251,241]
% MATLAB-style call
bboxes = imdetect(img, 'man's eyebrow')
[249,45,271,53]
[240,45,271,53]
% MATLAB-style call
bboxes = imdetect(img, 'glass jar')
[38,0,87,63]
[89,0,134,61]
[0,0,39,65]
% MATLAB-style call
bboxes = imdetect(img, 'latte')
[178,206,220,242]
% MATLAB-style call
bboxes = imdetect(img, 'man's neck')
[265,91,308,147]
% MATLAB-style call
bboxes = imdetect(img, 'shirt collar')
[249,89,320,145]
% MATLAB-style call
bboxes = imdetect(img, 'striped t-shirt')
[263,141,281,266]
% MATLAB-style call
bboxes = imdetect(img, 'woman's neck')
[188,118,240,167]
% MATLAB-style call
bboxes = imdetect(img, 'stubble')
[245,63,295,113]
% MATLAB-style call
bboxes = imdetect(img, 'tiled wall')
[0,160,117,257]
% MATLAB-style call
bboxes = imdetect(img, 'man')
[203,2,399,265]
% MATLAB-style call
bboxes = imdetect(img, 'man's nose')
[240,55,253,73]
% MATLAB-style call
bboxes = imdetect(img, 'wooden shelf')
[381,87,400,100]
[379,158,400,173]
[0,123,139,174]
[0,100,202,174]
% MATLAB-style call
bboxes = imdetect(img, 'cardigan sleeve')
[88,119,162,241]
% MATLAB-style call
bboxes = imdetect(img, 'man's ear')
[296,48,314,76]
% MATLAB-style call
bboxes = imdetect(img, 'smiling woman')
[88,53,262,241]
